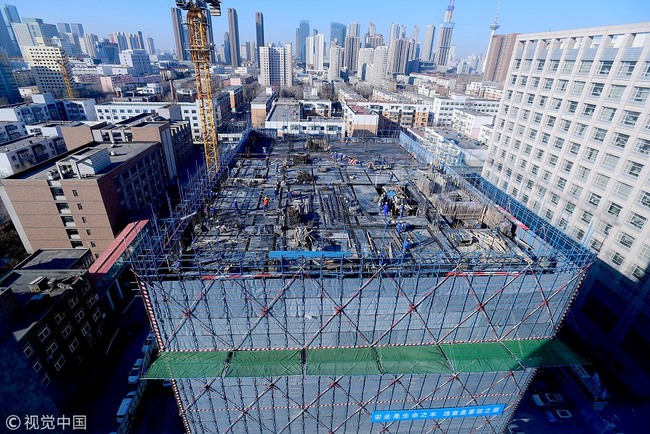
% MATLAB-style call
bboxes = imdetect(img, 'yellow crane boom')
[177,0,221,177]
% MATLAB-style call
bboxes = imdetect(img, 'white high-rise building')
[119,49,151,76]
[483,23,650,278]
[259,44,293,89]
[22,45,72,98]
[368,46,389,86]
[356,48,374,80]
[422,24,436,62]
[328,45,344,82]
[306,32,325,71]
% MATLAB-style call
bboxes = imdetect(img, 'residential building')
[264,98,344,139]
[356,48,373,80]
[0,141,167,257]
[0,134,66,178]
[145,37,156,56]
[483,33,518,84]
[342,102,379,137]
[22,45,73,98]
[119,49,152,76]
[422,24,436,62]
[306,32,325,71]
[328,45,344,82]
[368,46,389,86]
[481,23,650,396]
[452,108,495,139]
[259,44,293,90]
[224,85,243,113]
[0,120,25,143]
[250,92,274,129]
[343,35,360,73]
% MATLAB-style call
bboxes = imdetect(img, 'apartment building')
[0,141,167,257]
[0,134,66,178]
[481,23,650,396]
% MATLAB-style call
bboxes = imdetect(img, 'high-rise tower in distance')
[255,12,264,66]
[227,8,241,68]
[435,0,455,66]
[422,24,436,62]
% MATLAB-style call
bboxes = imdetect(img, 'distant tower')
[255,12,264,66]
[228,8,241,68]
[422,24,436,62]
[483,0,502,73]
[435,0,456,66]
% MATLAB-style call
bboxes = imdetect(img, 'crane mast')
[176,0,221,177]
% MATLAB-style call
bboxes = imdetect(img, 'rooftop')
[429,127,487,150]
[164,138,575,278]
[6,141,159,181]
[0,134,55,153]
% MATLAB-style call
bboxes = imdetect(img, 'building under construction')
[137,132,591,433]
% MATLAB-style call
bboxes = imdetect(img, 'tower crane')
[175,0,222,177]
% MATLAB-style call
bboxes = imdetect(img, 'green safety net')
[377,345,451,374]
[440,342,522,372]
[144,339,586,380]
[225,349,302,377]
[307,347,381,375]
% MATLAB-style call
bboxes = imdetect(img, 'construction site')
[133,131,593,433]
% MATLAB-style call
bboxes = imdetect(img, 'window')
[520,76,528,86]
[591,239,603,252]
[551,98,562,109]
[594,173,610,188]
[23,345,33,358]
[635,138,650,155]
[644,61,650,77]
[81,216,87,223]
[612,182,632,199]
[526,93,535,104]
[560,119,571,132]
[548,154,558,166]
[81,322,91,336]
[608,85,625,100]
[33,361,42,373]
[598,60,613,75]
[554,138,565,150]
[531,164,539,175]
[579,60,593,73]
[611,252,625,266]
[72,189,78,197]
[590,82,605,96]
[558,218,568,229]
[622,110,640,126]
[69,338,79,353]
[584,148,599,162]
[618,61,637,76]
[46,342,58,357]
[567,100,578,113]
[550,193,560,204]
[632,87,650,103]
[592,128,607,142]
[54,355,66,372]
[562,60,575,73]
[613,133,630,149]
[607,202,622,217]
[618,232,635,248]
[569,142,580,155]
[639,191,650,209]
[641,244,650,261]
[546,116,556,127]
[581,211,593,224]
[597,220,612,235]
[38,327,50,342]
[588,192,601,206]
[524,144,533,155]
[629,213,647,230]
[574,123,587,137]
[541,133,550,143]
[577,166,591,180]
[556,79,568,92]
[602,153,620,169]
[624,161,644,177]
[600,107,616,122]
[522,109,530,120]
[582,103,596,117]
[543,78,553,89]
[75,309,85,322]
[538,96,547,107]
[77,203,83,210]
[69,297,78,308]
[536,59,545,71]
[569,184,583,197]
[537,186,547,196]
[573,81,586,95]
[561,159,573,172]
[61,323,72,338]
[549,60,559,71]
[573,228,585,241]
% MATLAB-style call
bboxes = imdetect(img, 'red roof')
[88,219,148,283]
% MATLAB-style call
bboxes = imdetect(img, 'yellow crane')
[175,0,222,177]
[58,56,74,99]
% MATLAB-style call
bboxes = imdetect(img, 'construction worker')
[383,203,389,217]
[263,196,269,211]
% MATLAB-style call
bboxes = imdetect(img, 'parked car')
[116,391,136,423]
[531,392,565,408]
[545,409,573,423]
[128,358,144,384]
[141,333,155,354]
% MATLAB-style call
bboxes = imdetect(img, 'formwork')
[134,132,592,434]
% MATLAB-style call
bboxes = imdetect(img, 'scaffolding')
[132,134,593,434]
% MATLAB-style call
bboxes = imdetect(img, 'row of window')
[514,58,650,77]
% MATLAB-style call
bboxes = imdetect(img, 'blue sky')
[11,0,650,57]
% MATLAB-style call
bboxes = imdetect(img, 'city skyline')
[10,0,650,58]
